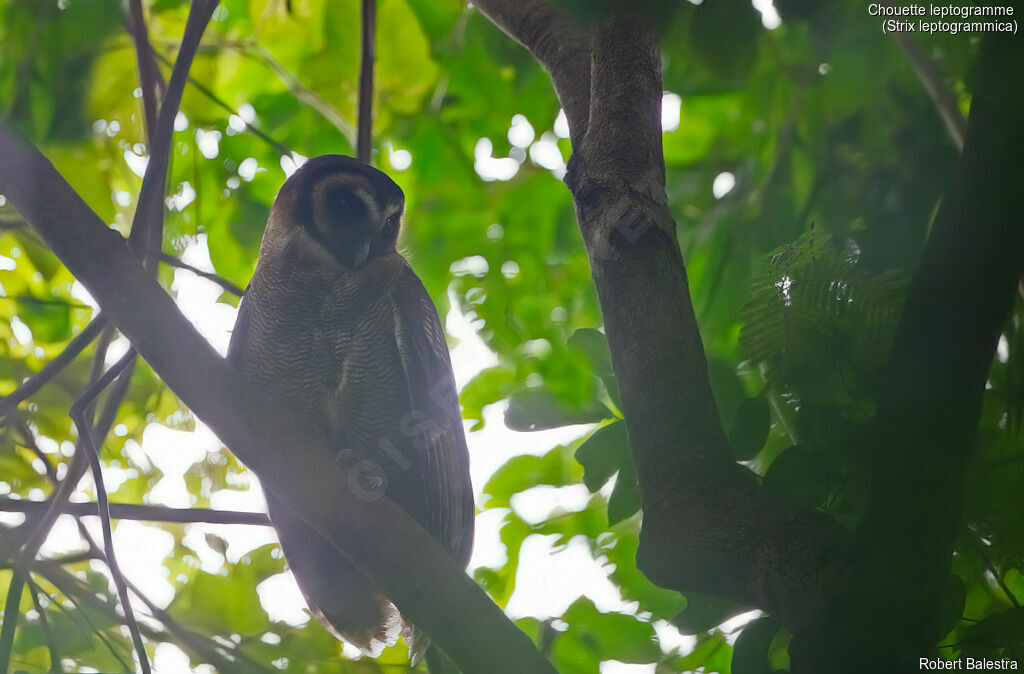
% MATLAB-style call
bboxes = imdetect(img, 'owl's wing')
[390,264,475,568]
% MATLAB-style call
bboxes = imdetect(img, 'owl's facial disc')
[315,185,375,269]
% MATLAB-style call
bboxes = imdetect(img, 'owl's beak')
[335,234,371,269]
[349,238,371,268]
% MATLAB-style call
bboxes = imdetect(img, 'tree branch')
[791,26,1024,672]
[128,0,162,141]
[476,5,851,631]
[159,252,244,296]
[0,126,554,673]
[0,317,107,419]
[26,576,63,674]
[473,0,591,147]
[0,499,270,527]
[128,0,218,264]
[33,561,266,674]
[357,0,375,163]
[881,1,966,150]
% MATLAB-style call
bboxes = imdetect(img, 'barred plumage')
[228,155,474,660]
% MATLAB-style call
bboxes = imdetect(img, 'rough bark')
[0,124,554,674]
[791,26,1024,673]
[476,2,851,632]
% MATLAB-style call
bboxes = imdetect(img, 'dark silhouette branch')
[791,26,1024,673]
[26,576,63,674]
[128,0,162,140]
[0,499,270,526]
[357,0,375,162]
[159,252,245,296]
[0,126,554,673]
[473,0,591,147]
[128,0,218,263]
[148,48,292,157]
[70,350,150,674]
[33,561,266,674]
[0,317,107,419]
[0,6,220,669]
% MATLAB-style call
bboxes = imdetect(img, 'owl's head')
[269,154,405,269]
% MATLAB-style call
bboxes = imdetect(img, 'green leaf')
[731,617,778,674]
[607,455,641,526]
[168,561,272,636]
[504,388,611,431]
[574,421,629,491]
[672,593,750,635]
[729,397,771,460]
[604,531,687,620]
[553,597,660,673]
[963,606,1024,649]
[484,443,582,508]
[762,445,828,507]
[567,328,613,377]
[15,295,72,344]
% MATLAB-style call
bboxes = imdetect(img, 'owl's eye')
[382,214,399,241]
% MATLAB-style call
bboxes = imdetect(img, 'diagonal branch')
[0,317,107,419]
[473,0,592,147]
[0,125,554,674]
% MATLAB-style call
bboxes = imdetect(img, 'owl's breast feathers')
[228,243,473,655]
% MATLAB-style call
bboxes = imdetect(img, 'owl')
[227,155,475,660]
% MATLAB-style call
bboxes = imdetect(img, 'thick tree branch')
[0,126,553,674]
[473,0,591,147]
[476,5,851,631]
[790,27,1024,673]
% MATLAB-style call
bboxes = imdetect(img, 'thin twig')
[0,317,108,419]
[26,576,64,674]
[37,558,270,674]
[159,252,244,296]
[0,499,270,526]
[977,539,1021,608]
[8,413,59,485]
[357,0,376,162]
[128,0,219,266]
[128,0,162,140]
[121,571,272,674]
[891,32,966,150]
[0,446,88,672]
[880,0,966,150]
[0,217,28,231]
[69,350,150,674]
[250,43,356,143]
[148,48,291,157]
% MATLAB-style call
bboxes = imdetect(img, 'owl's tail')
[267,496,403,656]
